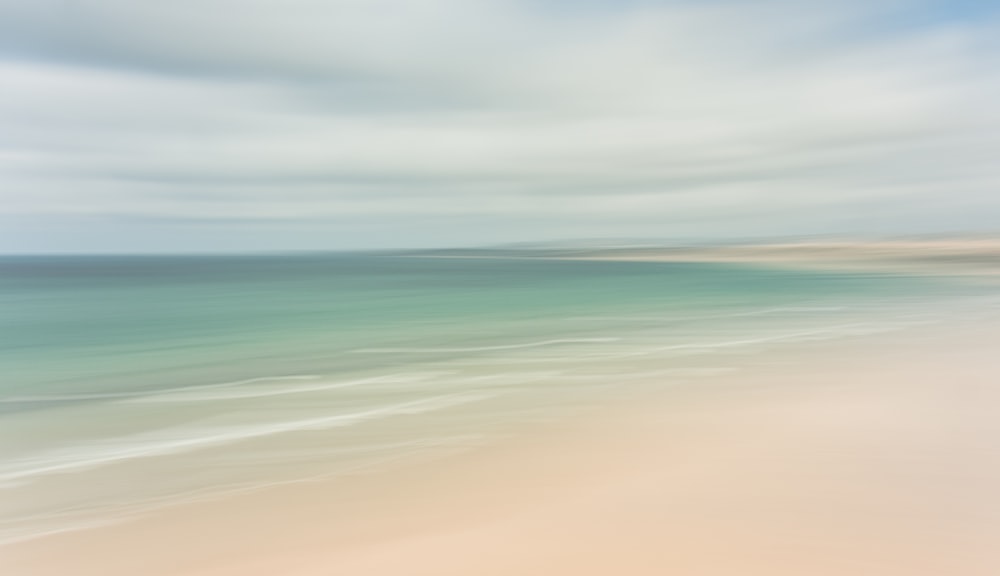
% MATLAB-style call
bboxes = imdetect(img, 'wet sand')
[5,315,1000,576]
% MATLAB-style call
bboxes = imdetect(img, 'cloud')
[1,0,999,250]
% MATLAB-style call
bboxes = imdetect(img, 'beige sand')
[567,241,1000,275]
[422,238,1000,275]
[5,318,1000,576]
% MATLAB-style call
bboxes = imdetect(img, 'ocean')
[0,254,986,544]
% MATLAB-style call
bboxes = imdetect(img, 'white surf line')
[458,371,563,383]
[614,322,888,359]
[0,436,483,528]
[350,337,622,354]
[0,433,493,547]
[0,391,497,486]
[0,375,322,404]
[122,371,456,403]
[554,367,739,382]
[570,306,848,323]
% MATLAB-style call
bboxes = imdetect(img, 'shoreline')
[5,306,1000,575]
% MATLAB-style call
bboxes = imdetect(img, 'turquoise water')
[0,254,973,543]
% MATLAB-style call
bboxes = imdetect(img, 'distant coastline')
[407,237,1000,276]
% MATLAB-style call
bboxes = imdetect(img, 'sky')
[1,0,999,253]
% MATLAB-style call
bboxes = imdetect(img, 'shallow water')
[0,254,988,543]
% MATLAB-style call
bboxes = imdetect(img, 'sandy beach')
[572,240,1000,276]
[5,0,1000,571]
[5,300,1000,576]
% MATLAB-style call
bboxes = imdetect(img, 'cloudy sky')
[1,0,998,252]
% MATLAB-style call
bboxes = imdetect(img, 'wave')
[617,322,898,358]
[0,375,321,404]
[350,337,621,354]
[0,433,490,547]
[123,371,454,403]
[554,366,738,382]
[0,391,496,487]
[446,322,912,365]
[570,306,848,323]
